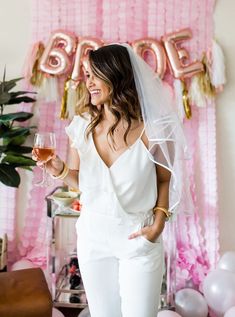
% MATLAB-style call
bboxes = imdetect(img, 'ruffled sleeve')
[65,114,90,155]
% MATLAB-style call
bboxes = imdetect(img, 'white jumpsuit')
[66,115,164,317]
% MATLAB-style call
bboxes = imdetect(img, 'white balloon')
[158,311,182,317]
[203,269,235,316]
[224,306,235,317]
[52,308,65,317]
[11,259,36,270]
[175,288,208,317]
[218,251,235,274]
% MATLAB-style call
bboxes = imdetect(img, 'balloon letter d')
[162,28,204,79]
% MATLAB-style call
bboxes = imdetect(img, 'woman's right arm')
[44,142,80,190]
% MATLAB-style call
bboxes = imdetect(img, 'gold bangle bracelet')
[51,162,69,180]
[153,206,172,221]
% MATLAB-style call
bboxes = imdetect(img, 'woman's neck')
[101,103,141,131]
[103,104,116,125]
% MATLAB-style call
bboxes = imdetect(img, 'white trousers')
[76,211,164,317]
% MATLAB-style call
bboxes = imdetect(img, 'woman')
[41,44,185,317]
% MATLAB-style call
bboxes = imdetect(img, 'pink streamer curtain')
[0,185,17,264]
[0,0,218,289]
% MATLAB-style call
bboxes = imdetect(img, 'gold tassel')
[181,80,192,119]
[197,54,216,98]
[60,78,70,119]
[30,42,45,86]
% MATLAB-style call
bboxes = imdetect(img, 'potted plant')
[0,70,36,187]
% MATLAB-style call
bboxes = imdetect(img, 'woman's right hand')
[44,155,64,177]
[32,150,64,177]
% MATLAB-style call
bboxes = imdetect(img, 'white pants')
[76,210,164,317]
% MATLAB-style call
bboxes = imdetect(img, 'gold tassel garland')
[197,54,216,99]
[30,42,45,87]
[60,77,70,119]
[181,80,192,119]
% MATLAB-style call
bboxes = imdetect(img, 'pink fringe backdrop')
[0,0,218,292]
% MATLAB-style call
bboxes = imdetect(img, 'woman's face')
[84,60,110,106]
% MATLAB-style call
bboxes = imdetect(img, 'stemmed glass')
[33,132,56,186]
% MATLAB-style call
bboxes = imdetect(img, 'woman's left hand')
[128,225,160,243]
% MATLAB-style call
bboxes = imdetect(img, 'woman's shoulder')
[65,112,91,139]
[71,112,91,124]
[65,113,91,152]
[67,113,91,130]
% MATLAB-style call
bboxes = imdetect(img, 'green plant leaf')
[6,145,33,154]
[2,154,36,166]
[0,92,11,104]
[10,91,37,98]
[4,135,27,145]
[0,145,7,154]
[20,166,34,171]
[0,74,36,187]
[0,78,23,93]
[1,127,31,138]
[0,164,20,187]
[0,112,33,122]
[3,66,6,82]
[0,122,9,134]
[6,96,36,105]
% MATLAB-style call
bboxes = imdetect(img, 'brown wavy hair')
[76,44,142,145]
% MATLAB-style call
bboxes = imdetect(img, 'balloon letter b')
[39,30,77,75]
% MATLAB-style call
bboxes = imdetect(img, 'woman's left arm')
[128,164,170,242]
[150,165,171,239]
[128,131,171,242]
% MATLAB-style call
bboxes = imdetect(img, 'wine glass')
[33,132,56,186]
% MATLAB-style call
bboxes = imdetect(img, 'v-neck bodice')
[91,128,145,170]
[66,115,157,223]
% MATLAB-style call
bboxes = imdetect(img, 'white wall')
[0,0,234,253]
[0,0,31,79]
[0,0,32,237]
[214,0,235,253]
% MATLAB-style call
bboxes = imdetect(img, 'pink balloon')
[203,269,235,316]
[52,308,65,317]
[158,311,182,317]
[162,28,204,79]
[71,37,103,87]
[11,259,36,270]
[39,30,77,75]
[224,306,235,317]
[132,38,167,79]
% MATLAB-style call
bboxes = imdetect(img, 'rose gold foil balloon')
[71,37,103,87]
[132,38,167,79]
[39,30,77,75]
[162,28,204,79]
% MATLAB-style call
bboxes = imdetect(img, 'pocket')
[138,214,161,252]
[140,234,161,246]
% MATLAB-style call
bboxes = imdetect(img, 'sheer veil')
[121,43,193,217]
